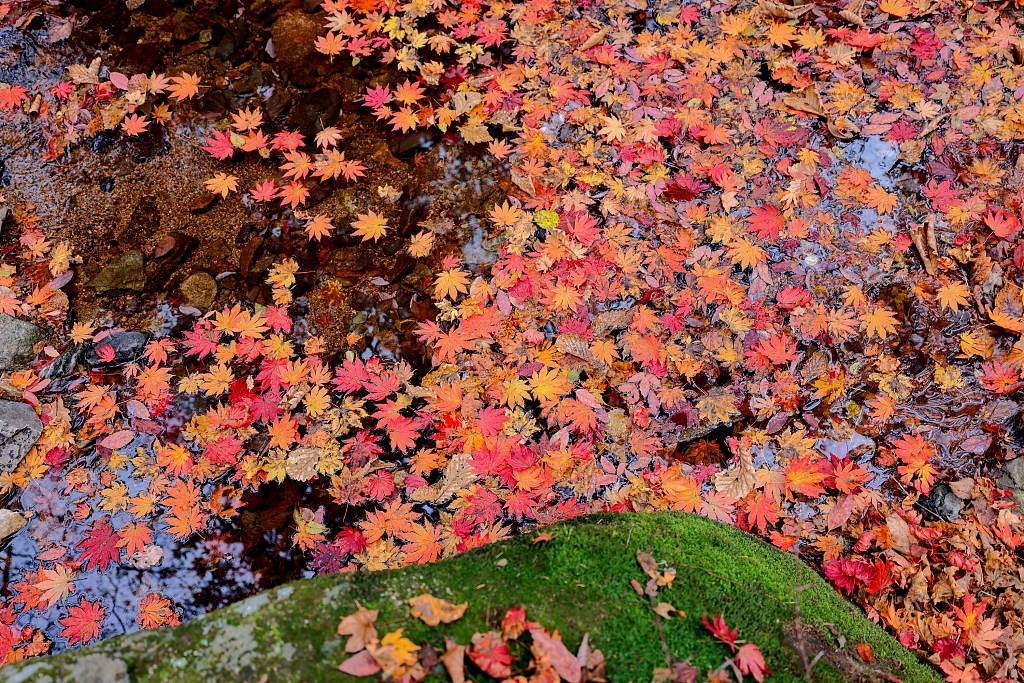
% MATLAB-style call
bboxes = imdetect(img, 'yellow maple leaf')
[205,173,238,198]
[878,0,913,18]
[351,210,389,242]
[860,307,899,339]
[937,281,970,312]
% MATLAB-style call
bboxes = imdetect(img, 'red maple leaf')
[77,518,121,572]
[703,614,739,651]
[201,130,236,160]
[468,631,513,678]
[59,599,105,645]
[0,85,28,111]
[746,203,784,241]
[736,643,771,683]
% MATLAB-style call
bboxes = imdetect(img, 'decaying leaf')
[409,592,468,626]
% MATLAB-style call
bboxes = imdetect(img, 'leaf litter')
[4,0,1024,679]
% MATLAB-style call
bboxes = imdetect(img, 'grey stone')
[68,654,128,683]
[87,332,149,366]
[39,343,89,380]
[0,314,44,371]
[997,458,1024,509]
[91,251,146,292]
[0,400,42,472]
[0,509,26,541]
[179,272,218,308]
[918,483,962,522]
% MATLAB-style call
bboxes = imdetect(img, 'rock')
[147,232,198,288]
[114,43,161,75]
[126,124,171,163]
[998,458,1024,509]
[173,16,201,42]
[179,272,218,308]
[0,314,43,371]
[92,251,146,292]
[916,483,962,522]
[270,11,322,68]
[287,87,341,142]
[87,332,150,366]
[386,128,440,159]
[0,207,8,232]
[118,195,159,247]
[0,510,26,541]
[0,400,42,472]
[264,90,292,120]
[190,193,219,214]
[39,343,89,380]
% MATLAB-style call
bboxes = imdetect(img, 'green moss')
[0,513,942,683]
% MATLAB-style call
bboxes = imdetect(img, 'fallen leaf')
[857,642,875,663]
[339,650,382,676]
[653,602,680,619]
[533,532,553,543]
[530,628,582,683]
[441,638,466,683]
[409,592,467,626]
[338,601,379,653]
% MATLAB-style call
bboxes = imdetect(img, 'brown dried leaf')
[442,638,466,683]
[337,601,379,653]
[409,593,467,626]
[530,628,582,683]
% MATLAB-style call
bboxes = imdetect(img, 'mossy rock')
[0,512,942,683]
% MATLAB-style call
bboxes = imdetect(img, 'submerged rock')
[0,509,26,541]
[0,314,43,371]
[92,251,146,292]
[179,272,218,309]
[0,400,42,472]
[916,483,962,522]
[87,332,150,366]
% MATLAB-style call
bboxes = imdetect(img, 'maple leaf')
[120,114,149,136]
[408,592,467,625]
[338,601,378,653]
[736,643,770,682]
[746,204,784,241]
[0,84,28,111]
[279,181,310,209]
[985,208,1019,239]
[369,629,419,678]
[137,593,180,629]
[399,521,443,564]
[351,210,389,241]
[859,307,899,339]
[433,268,471,300]
[205,173,238,198]
[305,215,335,242]
[937,281,970,312]
[32,564,76,609]
[469,631,513,678]
[59,599,104,646]
[703,614,739,651]
[76,517,121,572]
[167,72,202,101]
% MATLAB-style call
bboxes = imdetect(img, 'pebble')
[269,11,322,68]
[0,314,44,371]
[118,195,159,247]
[91,250,147,292]
[179,272,218,309]
[0,509,26,542]
[189,192,219,213]
[0,399,43,473]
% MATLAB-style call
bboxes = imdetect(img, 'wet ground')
[0,0,506,648]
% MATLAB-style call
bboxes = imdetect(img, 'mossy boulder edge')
[0,512,941,683]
